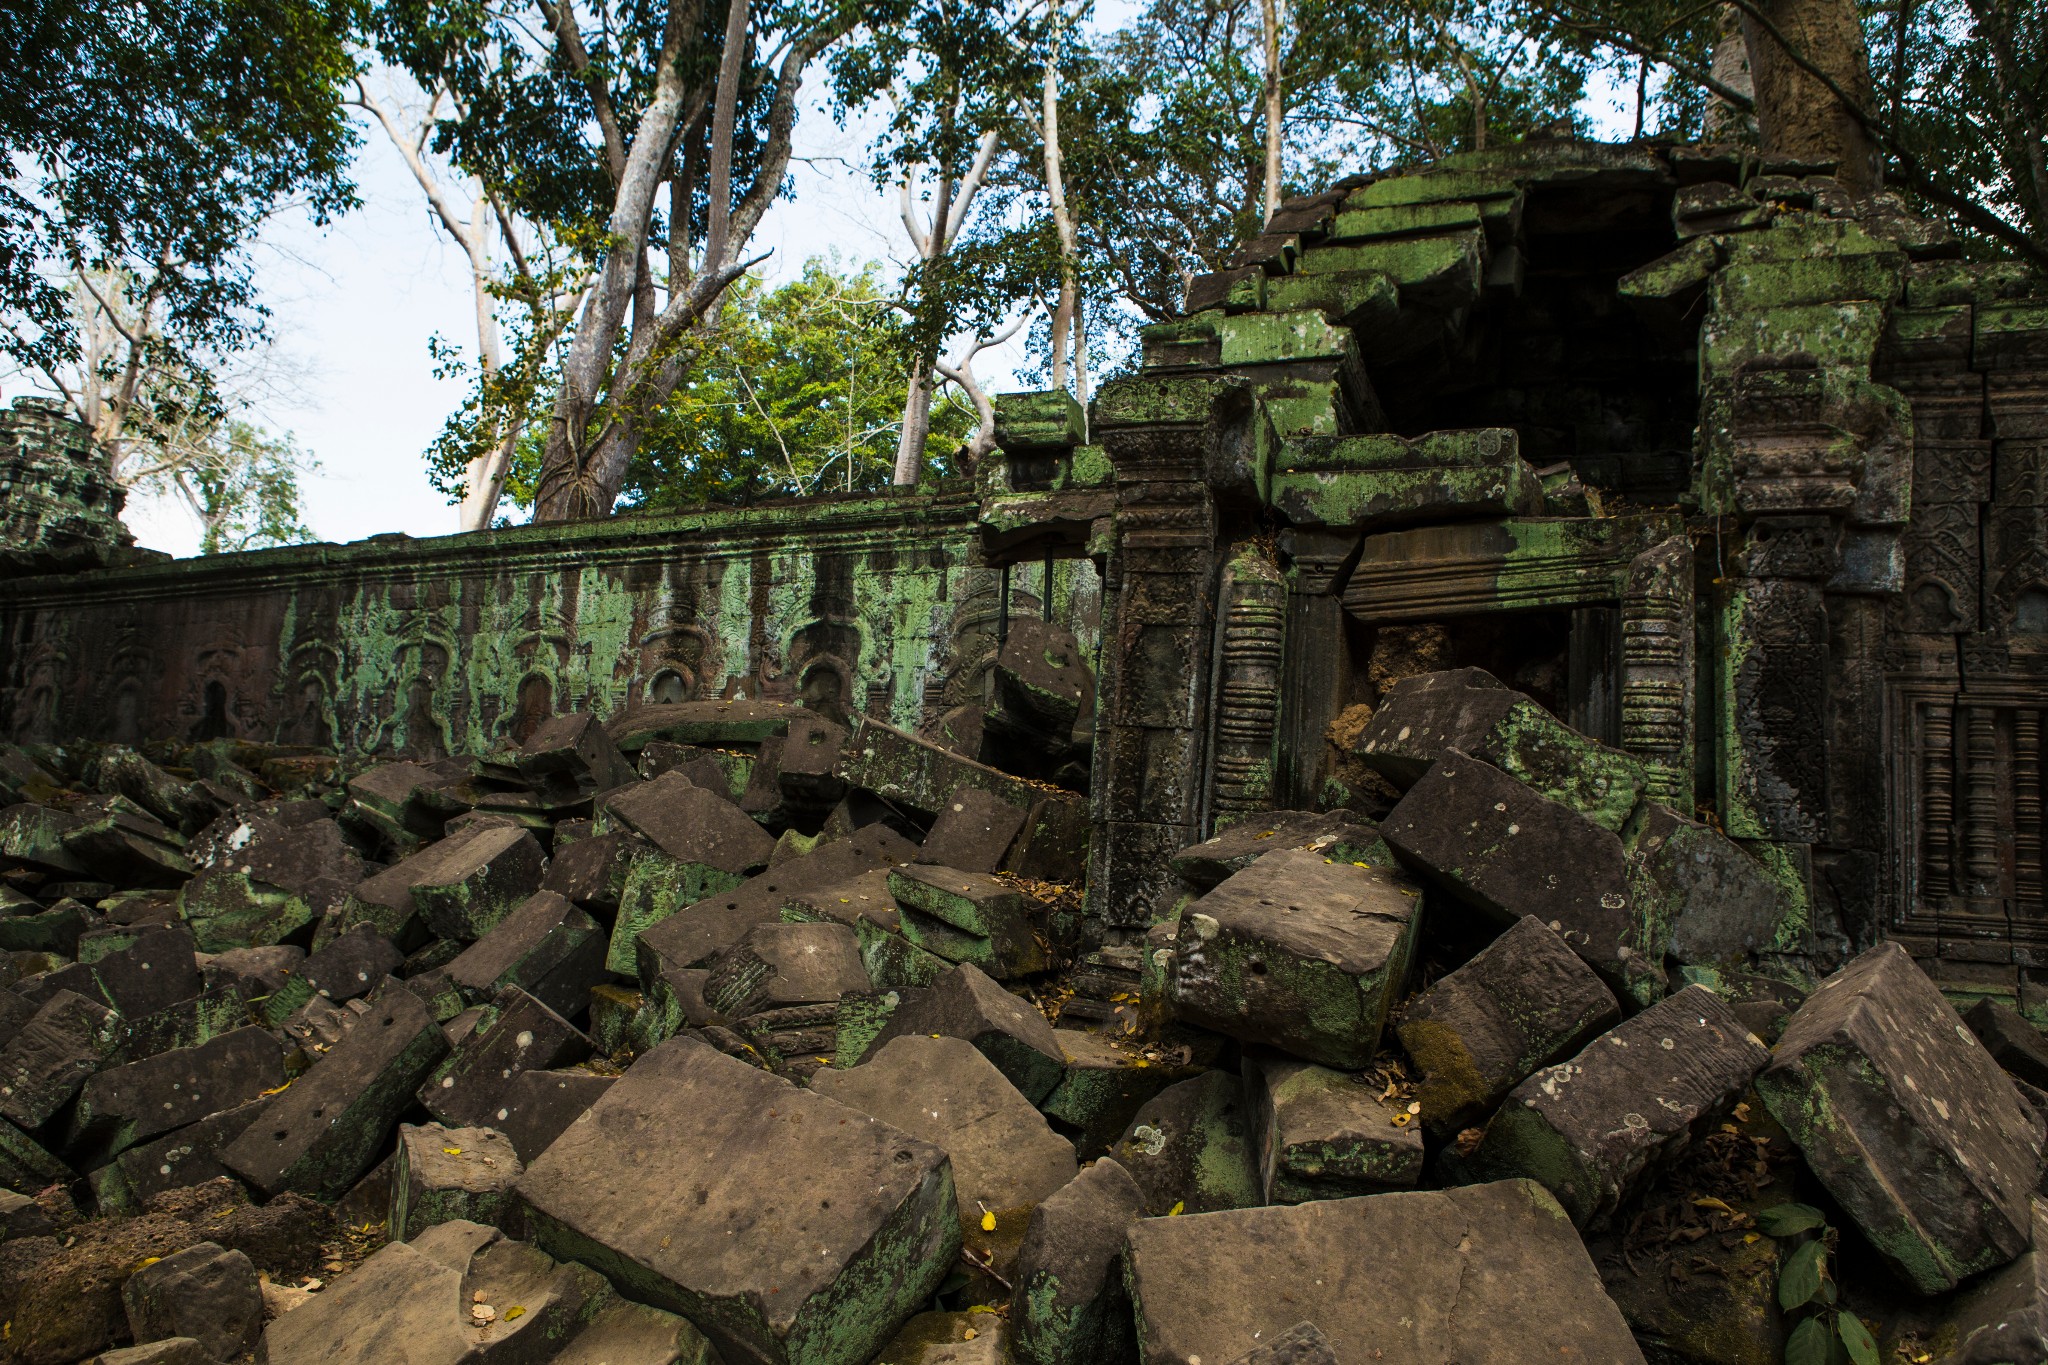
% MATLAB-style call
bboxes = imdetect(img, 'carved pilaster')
[1620,536,1694,806]
[1921,701,1955,899]
[1206,548,1286,824]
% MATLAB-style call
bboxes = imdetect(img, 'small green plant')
[1758,1203,1879,1365]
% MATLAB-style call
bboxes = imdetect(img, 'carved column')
[1620,535,1695,807]
[1920,700,1955,899]
[1085,374,1250,933]
[1206,546,1286,824]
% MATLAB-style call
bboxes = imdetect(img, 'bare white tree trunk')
[1706,5,1757,140]
[890,127,1001,487]
[357,81,534,532]
[1260,0,1284,224]
[531,0,847,519]
[1042,6,1081,398]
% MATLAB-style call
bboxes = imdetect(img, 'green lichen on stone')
[178,872,317,953]
[1617,237,1721,301]
[1297,232,1485,304]
[1326,201,1483,240]
[608,850,747,975]
[1215,310,1354,366]
[831,990,901,1069]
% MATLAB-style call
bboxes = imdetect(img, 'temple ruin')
[4,140,2048,1364]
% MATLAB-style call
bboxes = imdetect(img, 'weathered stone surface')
[0,988,120,1129]
[633,825,916,975]
[1967,997,2048,1092]
[608,699,800,752]
[890,865,1050,979]
[516,1036,959,1365]
[1040,1031,1206,1160]
[224,980,449,1200]
[91,1339,211,1365]
[1109,1069,1263,1215]
[1937,1199,2048,1365]
[492,1068,616,1164]
[916,787,1028,874]
[69,1025,284,1161]
[259,1219,608,1365]
[604,771,776,872]
[91,1096,269,1214]
[1009,1157,1144,1365]
[990,617,1091,739]
[1169,810,1380,891]
[406,825,547,942]
[390,1122,524,1240]
[517,711,636,794]
[868,964,1066,1104]
[1475,985,1769,1227]
[1625,802,1789,965]
[814,1034,1076,1252]
[539,830,638,913]
[703,921,870,1021]
[1758,942,2046,1294]
[1268,428,1544,532]
[1227,1322,1338,1365]
[777,713,849,808]
[57,924,202,1021]
[1355,669,1648,830]
[1167,847,1422,1068]
[420,986,591,1130]
[870,1312,1009,1365]
[835,717,1046,820]
[1380,753,1664,1004]
[1126,1180,1645,1364]
[444,890,607,1020]
[1244,1053,1423,1202]
[300,921,404,1002]
[1395,915,1620,1135]
[553,1297,718,1365]
[0,1116,73,1193]
[121,1240,264,1363]
[180,808,364,952]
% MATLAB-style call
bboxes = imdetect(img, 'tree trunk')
[1705,5,1756,141]
[893,356,934,487]
[1741,0,1882,191]
[1259,0,1282,223]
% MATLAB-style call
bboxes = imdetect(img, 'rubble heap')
[1,666,2046,1365]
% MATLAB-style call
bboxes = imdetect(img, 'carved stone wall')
[0,489,1102,758]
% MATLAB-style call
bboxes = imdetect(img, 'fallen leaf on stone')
[980,1210,997,1232]
[504,1307,525,1321]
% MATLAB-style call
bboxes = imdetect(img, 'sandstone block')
[1475,985,1769,1226]
[224,981,449,1200]
[1395,915,1619,1135]
[868,963,1066,1104]
[444,891,607,1020]
[121,1241,263,1363]
[1167,847,1422,1068]
[1125,1180,1644,1363]
[1758,942,2045,1293]
[1380,753,1663,1004]
[515,1037,959,1365]
[1009,1158,1144,1365]
[1245,1053,1423,1202]
[1108,1069,1263,1215]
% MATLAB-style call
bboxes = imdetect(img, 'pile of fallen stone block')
[4,672,2048,1365]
